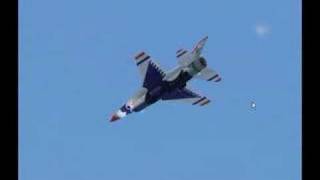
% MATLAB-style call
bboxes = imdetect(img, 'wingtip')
[135,52,145,60]
[215,77,222,82]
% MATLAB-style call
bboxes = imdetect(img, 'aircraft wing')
[195,67,222,82]
[161,87,211,106]
[134,51,166,90]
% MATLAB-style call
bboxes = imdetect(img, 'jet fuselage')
[133,70,193,112]
[109,36,221,122]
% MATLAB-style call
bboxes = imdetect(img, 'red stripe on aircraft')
[135,52,145,60]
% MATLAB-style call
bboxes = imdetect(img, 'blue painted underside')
[133,63,196,112]
[143,62,164,90]
[161,88,200,100]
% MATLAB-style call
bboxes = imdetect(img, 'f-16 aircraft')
[110,36,221,122]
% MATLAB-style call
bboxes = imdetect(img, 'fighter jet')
[110,36,222,122]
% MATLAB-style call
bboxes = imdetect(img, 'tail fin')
[192,36,208,54]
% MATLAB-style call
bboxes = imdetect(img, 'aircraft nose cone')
[110,114,120,122]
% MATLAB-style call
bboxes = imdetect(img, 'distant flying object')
[251,101,256,110]
[110,36,222,122]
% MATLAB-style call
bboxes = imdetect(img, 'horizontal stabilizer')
[195,67,221,82]
[176,49,194,66]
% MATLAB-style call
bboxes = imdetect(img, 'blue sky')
[19,0,301,180]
